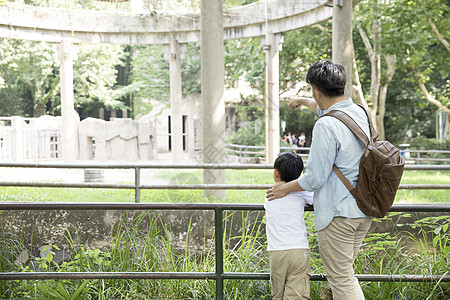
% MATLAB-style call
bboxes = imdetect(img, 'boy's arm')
[288,97,317,113]
[302,191,314,206]
[266,179,304,201]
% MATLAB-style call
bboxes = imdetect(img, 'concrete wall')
[78,117,157,161]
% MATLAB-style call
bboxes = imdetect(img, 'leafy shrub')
[226,121,265,146]
[409,137,450,150]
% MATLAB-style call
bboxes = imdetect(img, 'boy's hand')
[266,181,288,201]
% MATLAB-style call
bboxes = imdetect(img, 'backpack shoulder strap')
[356,104,378,142]
[322,105,377,194]
[323,109,371,146]
[332,164,355,192]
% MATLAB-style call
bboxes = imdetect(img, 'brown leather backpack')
[324,107,405,218]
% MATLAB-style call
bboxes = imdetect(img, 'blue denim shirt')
[298,98,370,231]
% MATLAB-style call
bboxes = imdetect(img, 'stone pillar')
[201,0,226,199]
[188,117,196,160]
[169,35,184,163]
[99,108,105,120]
[263,32,282,165]
[11,116,24,161]
[332,0,353,97]
[60,38,77,163]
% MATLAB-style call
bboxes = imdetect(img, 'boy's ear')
[274,169,280,179]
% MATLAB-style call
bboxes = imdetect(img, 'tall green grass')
[1,211,273,299]
[0,169,448,299]
[1,210,448,299]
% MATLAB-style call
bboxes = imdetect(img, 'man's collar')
[323,97,353,114]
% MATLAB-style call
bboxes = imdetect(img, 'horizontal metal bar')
[0,182,449,190]
[0,272,216,280]
[398,184,450,189]
[0,163,272,169]
[0,202,448,212]
[0,272,448,282]
[0,202,266,211]
[405,149,450,154]
[139,184,448,190]
[140,184,273,189]
[0,163,449,170]
[0,182,136,189]
[223,273,450,282]
[355,274,450,282]
[387,204,450,212]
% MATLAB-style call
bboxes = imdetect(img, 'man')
[266,60,372,299]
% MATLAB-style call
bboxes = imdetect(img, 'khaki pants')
[318,217,372,300]
[269,248,311,300]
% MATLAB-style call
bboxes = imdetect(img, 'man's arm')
[266,179,305,201]
[288,97,317,113]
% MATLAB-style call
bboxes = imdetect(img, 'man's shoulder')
[320,103,366,126]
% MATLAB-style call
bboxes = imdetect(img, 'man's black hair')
[306,60,346,97]
[274,152,304,182]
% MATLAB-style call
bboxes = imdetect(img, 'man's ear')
[313,88,322,100]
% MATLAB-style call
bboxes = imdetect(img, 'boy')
[264,151,313,299]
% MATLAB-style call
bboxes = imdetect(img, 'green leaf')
[55,281,70,299]
[433,235,439,248]
[70,280,98,300]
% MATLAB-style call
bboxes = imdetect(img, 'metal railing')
[225,143,450,164]
[0,202,449,300]
[0,163,449,203]
[0,163,449,299]
[226,143,310,159]
[402,149,450,164]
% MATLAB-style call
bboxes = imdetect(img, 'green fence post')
[215,207,224,300]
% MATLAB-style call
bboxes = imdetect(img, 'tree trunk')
[377,54,396,140]
[411,62,450,139]
[357,23,381,131]
[427,18,450,51]
[445,113,450,141]
[352,47,368,110]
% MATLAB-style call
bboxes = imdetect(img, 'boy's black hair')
[306,60,346,98]
[274,152,304,182]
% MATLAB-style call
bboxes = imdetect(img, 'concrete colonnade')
[1,1,353,190]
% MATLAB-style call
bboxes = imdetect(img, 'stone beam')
[0,1,332,44]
